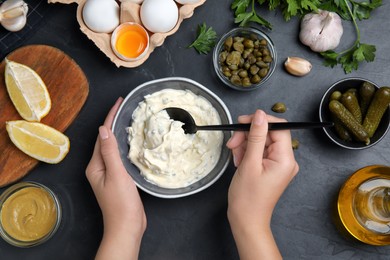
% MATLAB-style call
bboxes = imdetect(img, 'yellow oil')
[337,165,390,245]
[354,179,390,234]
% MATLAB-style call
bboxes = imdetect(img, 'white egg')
[83,0,120,33]
[120,0,144,3]
[140,0,179,33]
[175,0,200,4]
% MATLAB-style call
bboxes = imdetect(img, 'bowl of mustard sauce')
[0,182,61,247]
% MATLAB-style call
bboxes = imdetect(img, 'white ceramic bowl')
[112,77,232,198]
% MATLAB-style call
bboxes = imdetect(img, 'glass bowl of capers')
[319,77,390,149]
[213,27,277,91]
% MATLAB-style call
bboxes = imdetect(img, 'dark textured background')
[1,1,390,259]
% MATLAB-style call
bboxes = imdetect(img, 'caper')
[230,75,242,85]
[222,66,230,73]
[262,49,270,56]
[226,51,241,66]
[231,69,239,76]
[250,65,260,75]
[242,77,251,87]
[238,69,248,78]
[239,57,245,67]
[243,39,254,48]
[233,42,244,53]
[259,39,267,46]
[234,36,244,43]
[251,74,261,84]
[243,62,250,70]
[224,37,233,51]
[219,51,228,63]
[229,64,238,71]
[292,139,300,150]
[256,60,268,68]
[223,70,232,78]
[242,49,252,59]
[263,55,272,63]
[258,68,269,78]
[253,49,262,58]
[272,102,287,113]
[247,55,256,65]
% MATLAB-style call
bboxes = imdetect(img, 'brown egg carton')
[47,0,206,68]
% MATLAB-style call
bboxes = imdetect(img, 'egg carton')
[47,0,206,68]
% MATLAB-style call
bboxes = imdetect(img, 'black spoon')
[165,107,334,134]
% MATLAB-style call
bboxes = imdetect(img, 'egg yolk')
[115,26,148,59]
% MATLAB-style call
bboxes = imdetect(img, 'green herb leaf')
[231,0,251,15]
[188,23,217,55]
[230,0,382,73]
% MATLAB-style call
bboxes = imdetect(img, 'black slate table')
[1,1,390,259]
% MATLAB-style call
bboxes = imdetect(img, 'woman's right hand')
[226,110,299,260]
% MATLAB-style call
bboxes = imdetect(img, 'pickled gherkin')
[362,87,390,138]
[329,100,370,145]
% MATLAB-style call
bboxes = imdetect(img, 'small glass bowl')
[111,22,150,62]
[213,27,277,91]
[319,77,390,150]
[0,182,62,247]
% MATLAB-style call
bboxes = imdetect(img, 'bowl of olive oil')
[337,165,390,245]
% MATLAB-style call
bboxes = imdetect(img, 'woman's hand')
[86,98,146,260]
[226,110,299,260]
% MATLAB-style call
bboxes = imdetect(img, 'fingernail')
[232,154,238,167]
[99,126,109,140]
[253,110,265,126]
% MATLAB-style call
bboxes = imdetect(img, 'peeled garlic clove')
[0,0,28,32]
[284,57,312,77]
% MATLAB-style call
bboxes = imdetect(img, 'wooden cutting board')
[0,45,89,187]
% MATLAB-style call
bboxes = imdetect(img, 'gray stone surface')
[1,1,390,259]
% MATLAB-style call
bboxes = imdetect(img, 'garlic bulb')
[299,10,343,52]
[0,0,28,32]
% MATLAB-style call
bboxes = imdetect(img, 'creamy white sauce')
[127,89,223,189]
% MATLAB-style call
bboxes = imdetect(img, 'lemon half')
[6,120,70,164]
[5,59,51,122]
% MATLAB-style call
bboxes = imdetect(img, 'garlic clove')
[284,57,312,77]
[1,13,26,32]
[0,0,28,32]
[0,0,28,20]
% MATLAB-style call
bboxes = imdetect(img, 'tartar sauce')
[127,89,223,188]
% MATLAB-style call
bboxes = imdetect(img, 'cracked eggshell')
[82,0,120,33]
[140,0,178,33]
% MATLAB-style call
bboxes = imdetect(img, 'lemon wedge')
[5,59,51,122]
[6,120,70,164]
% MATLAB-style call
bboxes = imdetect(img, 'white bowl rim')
[112,77,233,198]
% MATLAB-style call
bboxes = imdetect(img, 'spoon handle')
[196,122,333,131]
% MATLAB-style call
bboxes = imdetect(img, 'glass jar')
[337,165,390,245]
[0,182,62,247]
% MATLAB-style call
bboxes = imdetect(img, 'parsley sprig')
[231,0,382,73]
[320,0,381,73]
[188,23,217,55]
